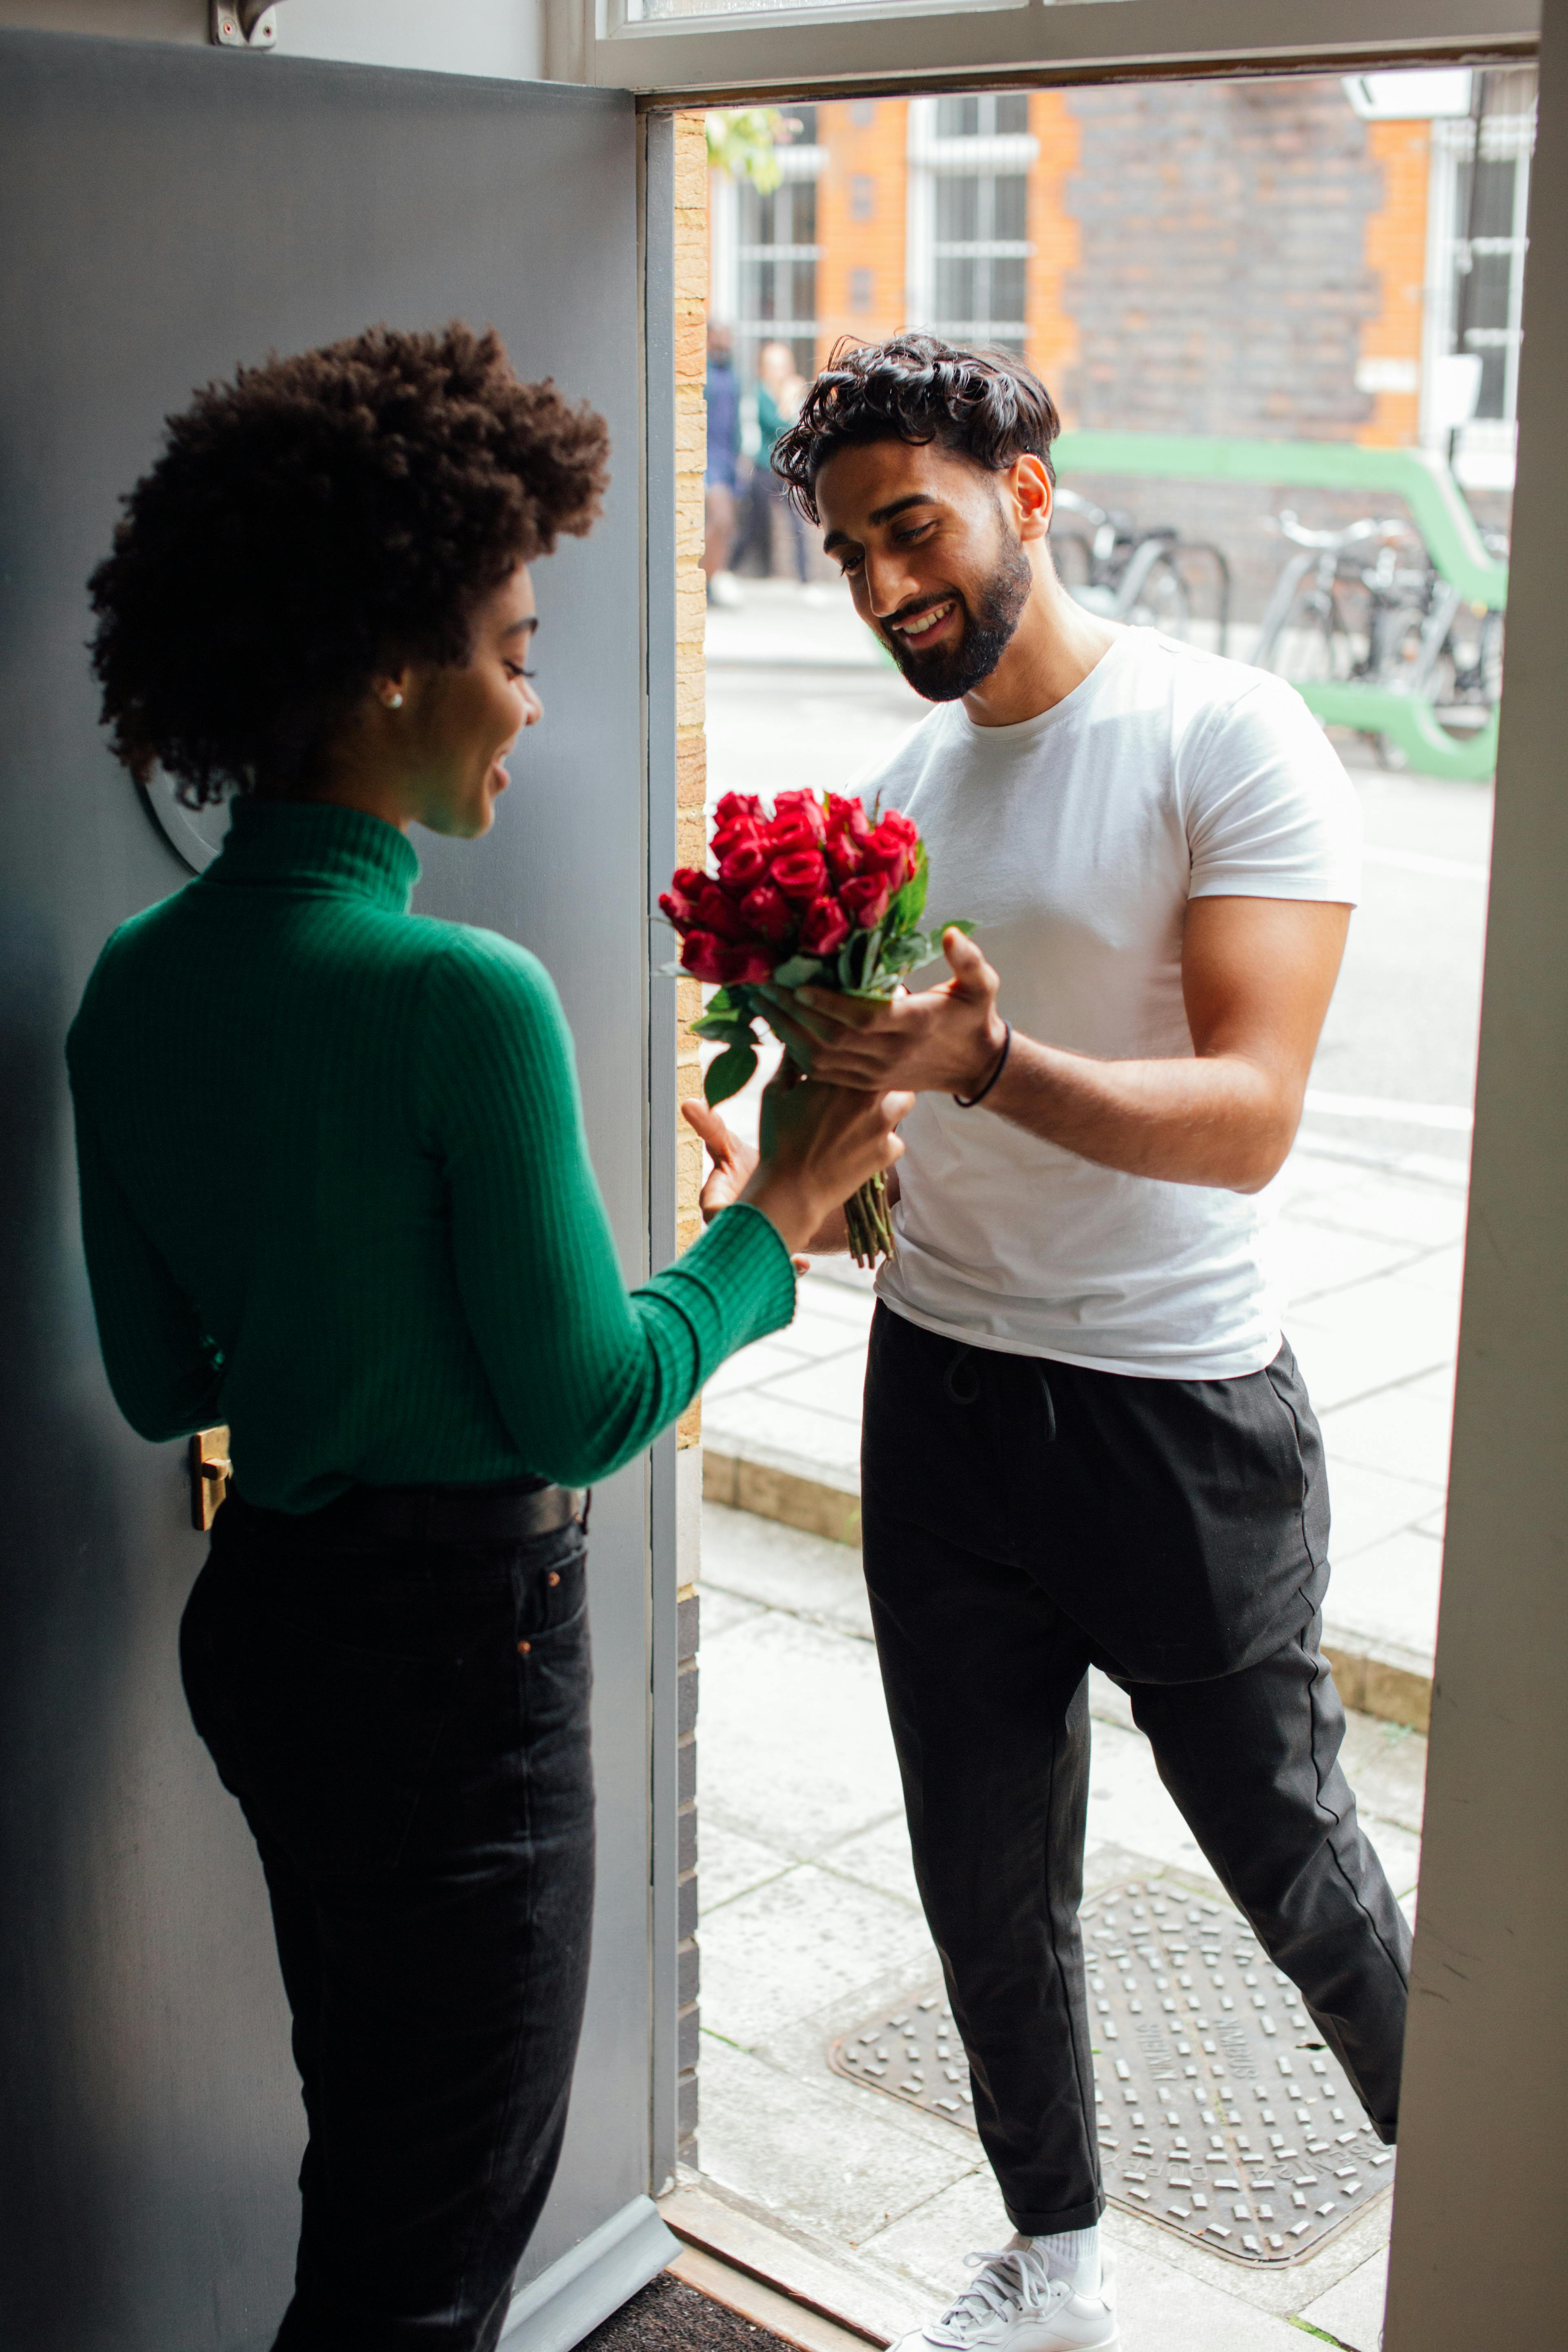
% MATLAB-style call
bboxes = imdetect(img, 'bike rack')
[1054,431,1507,782]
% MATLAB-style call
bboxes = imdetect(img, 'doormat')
[827,1874,1394,2270]
[579,2271,796,2350]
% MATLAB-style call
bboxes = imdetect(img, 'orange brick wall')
[1026,89,1082,424]
[814,99,909,365]
[1358,118,1432,447]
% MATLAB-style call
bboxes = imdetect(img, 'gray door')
[0,31,671,2351]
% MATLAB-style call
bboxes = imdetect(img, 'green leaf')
[691,1011,750,1043]
[704,1040,759,1107]
[944,917,977,938]
[771,954,824,990]
[885,843,930,938]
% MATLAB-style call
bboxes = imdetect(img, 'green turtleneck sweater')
[66,800,796,1511]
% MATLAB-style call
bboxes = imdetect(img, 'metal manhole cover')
[828,1875,1393,2268]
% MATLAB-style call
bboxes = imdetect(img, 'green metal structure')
[1053,430,1508,781]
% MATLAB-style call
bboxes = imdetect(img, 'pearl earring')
[384,690,404,710]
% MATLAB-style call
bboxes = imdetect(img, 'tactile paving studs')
[827,1876,1394,2269]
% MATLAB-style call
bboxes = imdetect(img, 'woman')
[67,323,906,2352]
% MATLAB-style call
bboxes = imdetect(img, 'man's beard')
[884,534,1033,702]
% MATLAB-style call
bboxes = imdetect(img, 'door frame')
[621,16,1568,2352]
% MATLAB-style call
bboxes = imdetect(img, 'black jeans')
[860,1304,1411,2235]
[180,1496,596,2351]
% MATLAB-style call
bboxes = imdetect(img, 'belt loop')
[579,1488,592,1535]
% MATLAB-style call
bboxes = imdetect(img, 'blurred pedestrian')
[732,338,810,584]
[704,319,742,608]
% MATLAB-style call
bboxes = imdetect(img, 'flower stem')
[846,1172,896,1270]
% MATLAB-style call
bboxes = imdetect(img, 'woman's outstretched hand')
[680,1061,910,1261]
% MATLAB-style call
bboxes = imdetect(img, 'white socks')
[1013,2225,1102,2298]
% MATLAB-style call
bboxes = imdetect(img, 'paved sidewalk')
[692,1499,1418,2352]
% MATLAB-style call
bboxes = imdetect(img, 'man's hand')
[757,928,1008,1097]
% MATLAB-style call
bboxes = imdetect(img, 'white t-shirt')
[862,628,1362,1379]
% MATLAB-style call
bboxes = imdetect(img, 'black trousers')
[181,1497,596,2351]
[860,1304,1411,2235]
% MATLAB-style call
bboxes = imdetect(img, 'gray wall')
[1383,4,1568,2343]
[0,31,648,2348]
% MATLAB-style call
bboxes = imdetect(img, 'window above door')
[580,0,1538,106]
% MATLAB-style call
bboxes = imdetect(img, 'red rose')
[661,866,708,924]
[715,792,763,825]
[772,789,826,842]
[860,829,913,889]
[770,849,829,901]
[799,895,850,955]
[710,817,764,860]
[717,840,769,890]
[695,880,748,941]
[766,815,826,858]
[824,835,865,882]
[680,930,730,983]
[825,794,872,844]
[658,891,694,931]
[721,944,775,985]
[840,871,892,928]
[740,882,795,943]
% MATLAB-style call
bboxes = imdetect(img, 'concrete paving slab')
[1288,1278,1460,1413]
[704,1502,875,1641]
[1324,1529,1443,1659]
[705,1340,814,1401]
[697,2034,979,2248]
[818,1814,922,1912]
[1324,1456,1446,1561]
[1319,1383,1454,1489]
[784,1299,876,1355]
[705,1390,864,1488]
[1392,1239,1465,1297]
[1357,1813,1422,1901]
[1292,1172,1470,1250]
[701,1587,768,1642]
[700,1818,793,1918]
[697,1612,902,1855]
[1299,2245,1388,2349]
[1086,1721,1222,1884]
[1264,1219,1423,1306]
[757,1349,874,1423]
[1336,1716,1427,1835]
[1102,2189,1396,2324]
[699,1865,938,2049]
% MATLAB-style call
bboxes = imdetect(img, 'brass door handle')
[189,1426,233,1532]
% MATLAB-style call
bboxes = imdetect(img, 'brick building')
[709,67,1535,597]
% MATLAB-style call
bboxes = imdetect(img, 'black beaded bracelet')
[953,1021,1012,1109]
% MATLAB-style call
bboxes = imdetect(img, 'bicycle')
[1254,511,1505,765]
[1053,487,1232,654]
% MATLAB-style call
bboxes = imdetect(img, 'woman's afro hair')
[89,322,609,804]
[772,334,1060,522]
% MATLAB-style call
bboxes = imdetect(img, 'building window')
[1423,79,1535,489]
[710,123,825,388]
[906,94,1037,356]
[849,266,873,313]
[850,174,875,222]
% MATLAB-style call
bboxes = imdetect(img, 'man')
[686,338,1409,2352]
[704,320,742,606]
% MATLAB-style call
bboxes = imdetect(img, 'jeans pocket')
[184,1570,464,1876]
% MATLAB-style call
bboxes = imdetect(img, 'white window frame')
[905,95,1038,349]
[710,137,825,384]
[1421,97,1536,486]
[570,0,1537,106]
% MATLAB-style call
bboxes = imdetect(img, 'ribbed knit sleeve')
[70,1098,225,1441]
[417,929,797,1487]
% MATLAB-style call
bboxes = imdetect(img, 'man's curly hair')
[89,323,610,804]
[772,334,1059,524]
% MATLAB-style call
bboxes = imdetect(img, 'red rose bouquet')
[660,789,972,1266]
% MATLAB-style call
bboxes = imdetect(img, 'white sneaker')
[893,2243,1119,2350]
